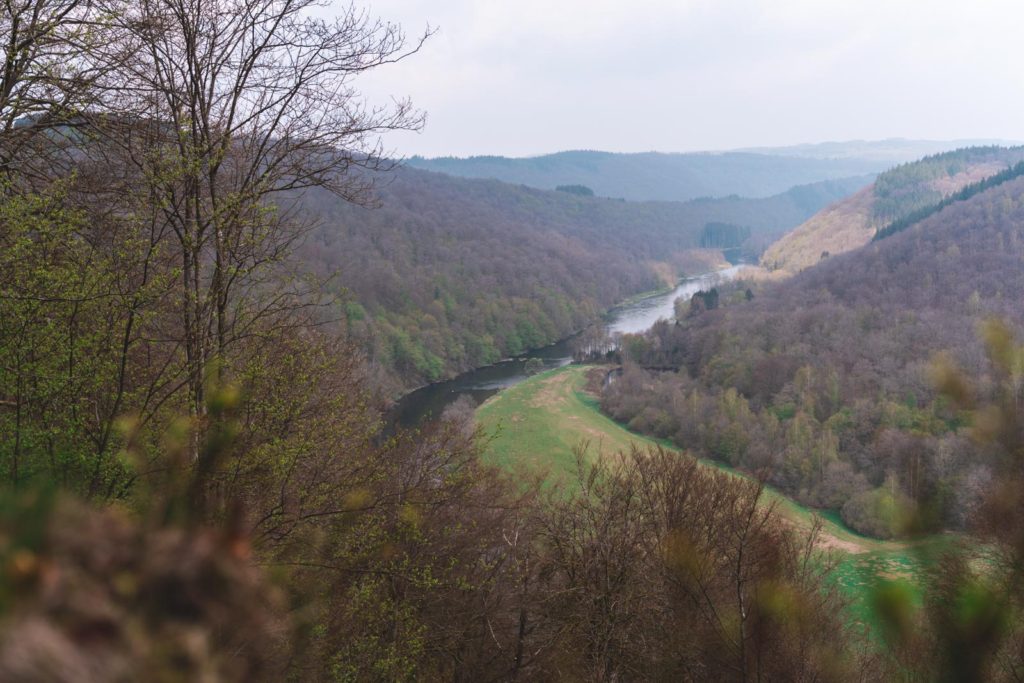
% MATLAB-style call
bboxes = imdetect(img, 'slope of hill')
[760,146,1024,274]
[300,168,867,392]
[405,150,882,201]
[601,172,1024,537]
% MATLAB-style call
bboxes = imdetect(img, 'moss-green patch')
[476,365,656,481]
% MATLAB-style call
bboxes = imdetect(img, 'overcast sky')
[344,0,1024,158]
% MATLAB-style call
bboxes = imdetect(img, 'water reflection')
[607,265,742,335]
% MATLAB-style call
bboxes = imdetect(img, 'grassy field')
[476,365,658,478]
[476,364,943,630]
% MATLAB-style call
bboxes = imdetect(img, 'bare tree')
[81,0,428,505]
[0,0,120,182]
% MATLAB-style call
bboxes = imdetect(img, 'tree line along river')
[388,266,742,429]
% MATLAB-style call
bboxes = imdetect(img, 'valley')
[451,144,1024,643]
[389,265,742,427]
[8,0,1024,676]
[301,166,871,394]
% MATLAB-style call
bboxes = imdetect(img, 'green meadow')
[477,364,946,630]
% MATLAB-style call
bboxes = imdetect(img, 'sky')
[341,0,1024,158]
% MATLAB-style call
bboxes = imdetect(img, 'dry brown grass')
[760,162,1015,279]
[761,186,877,275]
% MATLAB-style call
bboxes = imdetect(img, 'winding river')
[389,265,742,428]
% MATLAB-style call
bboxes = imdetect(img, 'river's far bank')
[388,262,737,403]
[387,264,743,429]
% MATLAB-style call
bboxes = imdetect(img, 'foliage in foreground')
[0,488,287,682]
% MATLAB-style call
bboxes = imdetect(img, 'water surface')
[389,265,741,428]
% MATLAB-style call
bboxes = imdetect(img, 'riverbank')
[387,276,690,404]
[389,264,742,428]
[391,263,735,401]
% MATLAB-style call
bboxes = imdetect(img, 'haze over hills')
[299,166,870,391]
[736,138,1017,163]
[403,140,1014,203]
[759,146,1024,275]
[406,149,883,202]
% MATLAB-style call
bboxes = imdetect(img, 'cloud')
[340,0,1024,156]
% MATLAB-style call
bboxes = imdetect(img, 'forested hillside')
[406,150,881,201]
[760,146,1024,274]
[301,168,869,392]
[1,1,854,677]
[603,173,1024,537]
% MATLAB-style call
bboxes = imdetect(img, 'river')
[388,265,743,429]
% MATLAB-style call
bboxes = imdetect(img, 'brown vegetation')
[299,167,863,393]
[760,148,1024,276]
[7,0,1024,678]
[603,171,1024,538]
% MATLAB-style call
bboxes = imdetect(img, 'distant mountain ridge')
[736,138,1017,163]
[406,150,882,202]
[759,146,1024,274]
[300,166,869,391]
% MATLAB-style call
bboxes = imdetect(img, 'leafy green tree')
[0,186,167,496]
